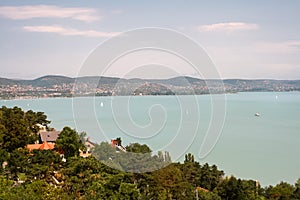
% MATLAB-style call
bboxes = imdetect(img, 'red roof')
[27,141,55,151]
[39,141,55,150]
[111,139,118,146]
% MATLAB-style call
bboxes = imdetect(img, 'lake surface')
[1,92,300,186]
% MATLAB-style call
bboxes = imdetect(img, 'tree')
[153,163,194,199]
[197,189,221,200]
[26,150,62,180]
[118,182,141,200]
[265,181,295,200]
[293,178,300,199]
[185,153,195,163]
[0,178,72,200]
[7,148,29,180]
[0,106,31,152]
[55,127,83,158]
[0,106,50,152]
[126,143,152,154]
[199,163,224,191]
[116,137,122,146]
[92,141,118,161]
[25,110,50,134]
[181,153,201,187]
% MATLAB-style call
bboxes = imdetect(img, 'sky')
[0,0,300,79]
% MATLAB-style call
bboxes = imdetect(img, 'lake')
[1,91,300,186]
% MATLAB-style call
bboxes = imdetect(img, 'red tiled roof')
[111,139,118,146]
[27,144,41,151]
[39,141,55,150]
[27,141,55,151]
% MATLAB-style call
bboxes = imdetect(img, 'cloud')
[0,5,100,22]
[198,22,259,32]
[23,25,120,37]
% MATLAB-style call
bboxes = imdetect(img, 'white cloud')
[198,22,259,32]
[0,5,100,22]
[23,25,120,37]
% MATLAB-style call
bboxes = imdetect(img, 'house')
[111,139,126,152]
[40,131,61,143]
[84,137,96,152]
[80,137,97,158]
[27,141,55,151]
[111,139,119,147]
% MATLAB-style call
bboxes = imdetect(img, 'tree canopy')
[0,106,50,152]
[55,126,84,158]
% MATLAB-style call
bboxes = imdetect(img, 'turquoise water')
[1,92,300,186]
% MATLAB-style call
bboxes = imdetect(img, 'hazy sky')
[0,0,300,79]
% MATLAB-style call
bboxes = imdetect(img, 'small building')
[111,139,119,147]
[111,139,126,152]
[84,137,96,152]
[80,137,97,158]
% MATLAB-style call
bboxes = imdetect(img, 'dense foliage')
[55,126,85,158]
[0,106,300,199]
[0,106,50,152]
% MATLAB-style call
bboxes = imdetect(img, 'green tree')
[25,110,50,134]
[153,163,194,199]
[0,106,50,152]
[185,153,195,163]
[197,189,221,200]
[118,182,141,200]
[116,137,122,146]
[7,148,29,180]
[0,179,72,200]
[26,150,62,180]
[181,153,202,188]
[92,142,118,161]
[265,181,295,200]
[0,106,31,152]
[126,143,152,154]
[216,176,265,200]
[55,126,83,158]
[61,157,106,197]
[199,163,224,191]
[293,178,300,199]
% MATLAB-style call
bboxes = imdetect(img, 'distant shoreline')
[1,75,299,99]
[1,90,299,101]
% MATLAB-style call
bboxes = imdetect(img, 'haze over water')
[1,91,300,186]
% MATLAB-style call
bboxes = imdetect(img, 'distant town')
[0,75,300,99]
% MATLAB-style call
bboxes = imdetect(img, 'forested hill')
[1,75,300,99]
[1,75,300,88]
